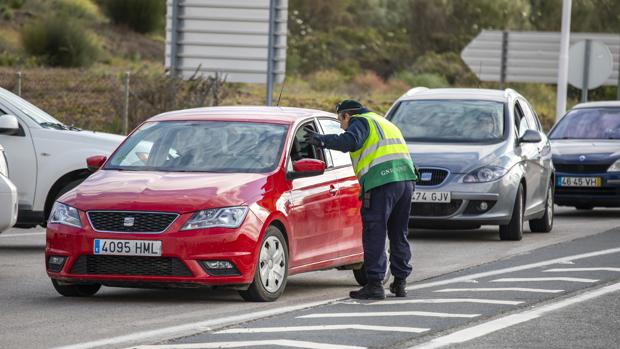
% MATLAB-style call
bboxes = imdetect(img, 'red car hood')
[60,170,270,213]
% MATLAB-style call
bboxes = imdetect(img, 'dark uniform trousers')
[361,180,415,282]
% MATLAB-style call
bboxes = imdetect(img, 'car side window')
[318,118,352,168]
[289,121,325,165]
[523,100,543,132]
[519,99,539,132]
[514,102,528,138]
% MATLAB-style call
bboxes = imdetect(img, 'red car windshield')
[550,108,620,140]
[106,121,288,173]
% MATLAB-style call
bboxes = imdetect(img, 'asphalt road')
[1,206,619,349]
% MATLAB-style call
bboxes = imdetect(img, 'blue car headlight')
[181,206,249,230]
[49,202,83,228]
[463,166,508,183]
[608,160,620,172]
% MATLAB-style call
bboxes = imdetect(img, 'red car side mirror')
[289,159,326,180]
[87,155,107,172]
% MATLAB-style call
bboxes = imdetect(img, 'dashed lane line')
[407,247,620,292]
[130,340,366,349]
[435,288,564,294]
[491,277,598,283]
[544,267,620,273]
[52,299,341,349]
[298,311,480,319]
[408,282,620,349]
[215,324,430,334]
[369,298,524,306]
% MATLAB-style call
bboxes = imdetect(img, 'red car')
[45,107,366,301]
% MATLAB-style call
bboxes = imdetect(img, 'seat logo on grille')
[421,172,433,181]
[123,217,135,227]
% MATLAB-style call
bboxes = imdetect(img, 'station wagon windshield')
[106,121,288,173]
[389,100,505,142]
[549,108,620,140]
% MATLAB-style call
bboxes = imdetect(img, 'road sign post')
[265,0,277,106]
[581,39,591,102]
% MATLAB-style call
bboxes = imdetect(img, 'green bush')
[409,52,477,86]
[307,70,347,91]
[57,0,103,22]
[21,16,99,67]
[99,0,165,34]
[392,71,449,89]
[0,0,24,10]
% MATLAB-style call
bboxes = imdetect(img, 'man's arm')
[317,118,369,153]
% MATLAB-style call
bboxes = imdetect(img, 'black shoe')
[389,278,407,297]
[349,282,385,300]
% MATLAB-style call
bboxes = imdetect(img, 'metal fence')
[0,68,227,134]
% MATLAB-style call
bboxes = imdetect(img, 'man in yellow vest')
[305,100,417,299]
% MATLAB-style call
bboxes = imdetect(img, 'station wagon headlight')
[181,206,249,230]
[463,166,508,183]
[49,202,82,228]
[608,160,620,172]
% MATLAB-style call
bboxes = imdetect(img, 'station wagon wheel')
[530,182,554,233]
[353,239,392,286]
[239,226,288,302]
[51,279,101,297]
[499,184,524,241]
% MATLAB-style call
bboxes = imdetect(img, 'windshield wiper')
[40,122,69,130]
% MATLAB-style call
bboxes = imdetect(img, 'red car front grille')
[70,255,193,277]
[87,211,178,233]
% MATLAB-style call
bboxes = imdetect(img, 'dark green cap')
[336,99,364,113]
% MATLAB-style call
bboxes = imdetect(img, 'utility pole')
[556,0,572,121]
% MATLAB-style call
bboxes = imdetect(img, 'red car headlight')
[181,206,249,231]
[49,202,83,228]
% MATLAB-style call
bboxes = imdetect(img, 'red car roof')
[149,106,335,124]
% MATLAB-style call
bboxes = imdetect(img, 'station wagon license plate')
[94,239,162,257]
[413,191,451,203]
[557,176,601,187]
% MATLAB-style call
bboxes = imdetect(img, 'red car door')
[318,117,363,258]
[286,120,343,270]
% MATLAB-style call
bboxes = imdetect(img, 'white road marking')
[216,324,429,334]
[0,232,45,238]
[369,298,523,306]
[408,282,620,349]
[544,267,620,273]
[298,311,479,319]
[55,247,620,349]
[435,288,564,294]
[131,340,366,349]
[491,277,598,283]
[407,247,620,292]
[51,299,341,349]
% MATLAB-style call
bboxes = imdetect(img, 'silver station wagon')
[386,88,555,240]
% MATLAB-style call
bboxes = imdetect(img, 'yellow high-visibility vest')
[350,112,417,193]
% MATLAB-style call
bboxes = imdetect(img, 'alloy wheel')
[259,236,286,293]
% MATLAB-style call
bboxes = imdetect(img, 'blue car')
[549,101,620,209]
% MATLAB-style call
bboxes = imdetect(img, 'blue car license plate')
[557,176,601,187]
